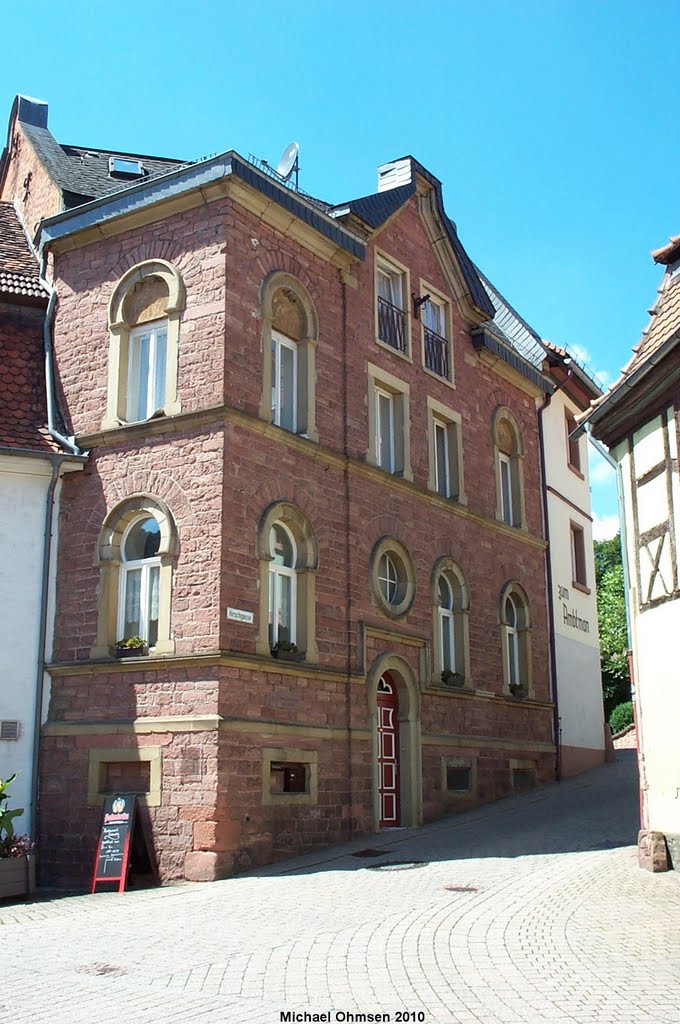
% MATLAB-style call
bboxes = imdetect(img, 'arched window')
[258,272,319,441]
[370,537,416,619]
[492,407,525,528]
[256,502,319,661]
[104,259,185,430]
[499,582,532,695]
[432,558,470,685]
[268,522,297,647]
[92,496,178,658]
[119,516,161,646]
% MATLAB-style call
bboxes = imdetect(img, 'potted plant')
[270,640,305,663]
[114,636,149,659]
[509,682,528,699]
[0,774,36,900]
[441,669,465,688]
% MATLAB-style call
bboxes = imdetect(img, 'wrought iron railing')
[424,327,449,379]
[378,296,407,354]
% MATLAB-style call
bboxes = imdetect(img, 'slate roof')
[0,202,55,451]
[0,201,46,301]
[474,266,546,369]
[21,121,185,206]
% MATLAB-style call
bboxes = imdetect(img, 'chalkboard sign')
[91,794,137,893]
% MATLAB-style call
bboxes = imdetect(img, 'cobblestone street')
[3,750,678,1024]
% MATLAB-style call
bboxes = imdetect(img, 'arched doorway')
[377,674,400,826]
[367,654,422,831]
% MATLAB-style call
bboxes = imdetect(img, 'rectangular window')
[570,522,588,588]
[434,420,450,497]
[376,260,407,354]
[376,388,395,472]
[512,768,536,792]
[102,760,151,795]
[422,296,450,379]
[499,454,513,525]
[127,322,168,422]
[566,412,582,473]
[446,766,471,793]
[270,761,309,795]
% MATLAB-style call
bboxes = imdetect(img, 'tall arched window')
[92,496,178,658]
[256,502,319,661]
[432,558,470,685]
[104,259,185,430]
[499,582,532,695]
[119,516,161,645]
[268,522,297,647]
[492,407,525,528]
[258,272,319,441]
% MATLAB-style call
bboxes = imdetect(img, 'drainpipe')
[584,426,642,821]
[537,367,574,781]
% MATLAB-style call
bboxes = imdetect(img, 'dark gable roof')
[0,201,46,301]
[20,121,185,205]
[339,183,416,229]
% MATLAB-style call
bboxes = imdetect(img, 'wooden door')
[377,675,400,827]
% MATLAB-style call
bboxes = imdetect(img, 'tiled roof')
[338,184,416,229]
[474,266,546,369]
[0,201,45,300]
[21,121,185,205]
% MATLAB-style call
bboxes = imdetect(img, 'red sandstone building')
[1,96,603,885]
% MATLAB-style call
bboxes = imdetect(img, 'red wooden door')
[377,675,400,827]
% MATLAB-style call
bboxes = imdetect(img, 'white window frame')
[271,331,298,433]
[376,262,405,311]
[375,387,395,474]
[126,320,169,423]
[268,523,297,647]
[367,363,412,481]
[499,453,514,525]
[434,419,450,497]
[378,552,400,605]
[117,517,162,646]
[438,576,455,672]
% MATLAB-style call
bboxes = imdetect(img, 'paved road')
[3,750,679,1024]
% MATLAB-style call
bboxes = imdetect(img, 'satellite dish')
[276,141,299,181]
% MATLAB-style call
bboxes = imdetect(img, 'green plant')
[271,640,298,653]
[609,701,634,735]
[0,774,25,857]
[116,635,147,649]
[441,670,464,687]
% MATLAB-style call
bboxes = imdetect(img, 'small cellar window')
[270,761,308,794]
[512,768,537,793]
[446,766,471,793]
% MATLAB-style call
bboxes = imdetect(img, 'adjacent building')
[585,234,680,870]
[1,95,605,885]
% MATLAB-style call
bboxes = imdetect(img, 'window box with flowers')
[0,775,36,900]
[270,640,305,663]
[114,635,149,659]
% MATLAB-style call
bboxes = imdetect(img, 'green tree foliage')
[594,534,631,719]
[609,701,634,735]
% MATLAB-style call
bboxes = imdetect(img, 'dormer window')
[109,156,145,178]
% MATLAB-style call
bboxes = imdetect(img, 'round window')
[123,516,161,561]
[371,538,415,618]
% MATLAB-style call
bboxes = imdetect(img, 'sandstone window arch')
[498,581,532,695]
[432,557,470,686]
[258,272,319,442]
[256,501,319,662]
[91,495,178,658]
[492,406,526,528]
[103,259,186,429]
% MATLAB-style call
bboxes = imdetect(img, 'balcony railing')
[378,296,407,354]
[424,327,450,379]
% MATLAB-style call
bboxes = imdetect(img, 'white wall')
[0,454,52,835]
[544,391,604,761]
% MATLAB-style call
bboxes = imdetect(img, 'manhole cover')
[352,848,389,858]
[444,885,481,893]
[76,963,127,977]
[366,860,427,871]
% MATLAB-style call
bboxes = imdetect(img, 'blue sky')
[4,1,676,538]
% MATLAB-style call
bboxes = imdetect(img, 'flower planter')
[270,649,305,663]
[114,646,149,659]
[509,686,528,700]
[0,855,35,900]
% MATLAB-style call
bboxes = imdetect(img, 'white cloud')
[592,512,620,541]
[588,445,615,484]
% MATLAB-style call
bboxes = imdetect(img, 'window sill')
[375,337,413,363]
[571,580,591,595]
[568,463,585,480]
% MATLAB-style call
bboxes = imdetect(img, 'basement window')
[446,766,471,793]
[109,156,145,178]
[270,761,308,794]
